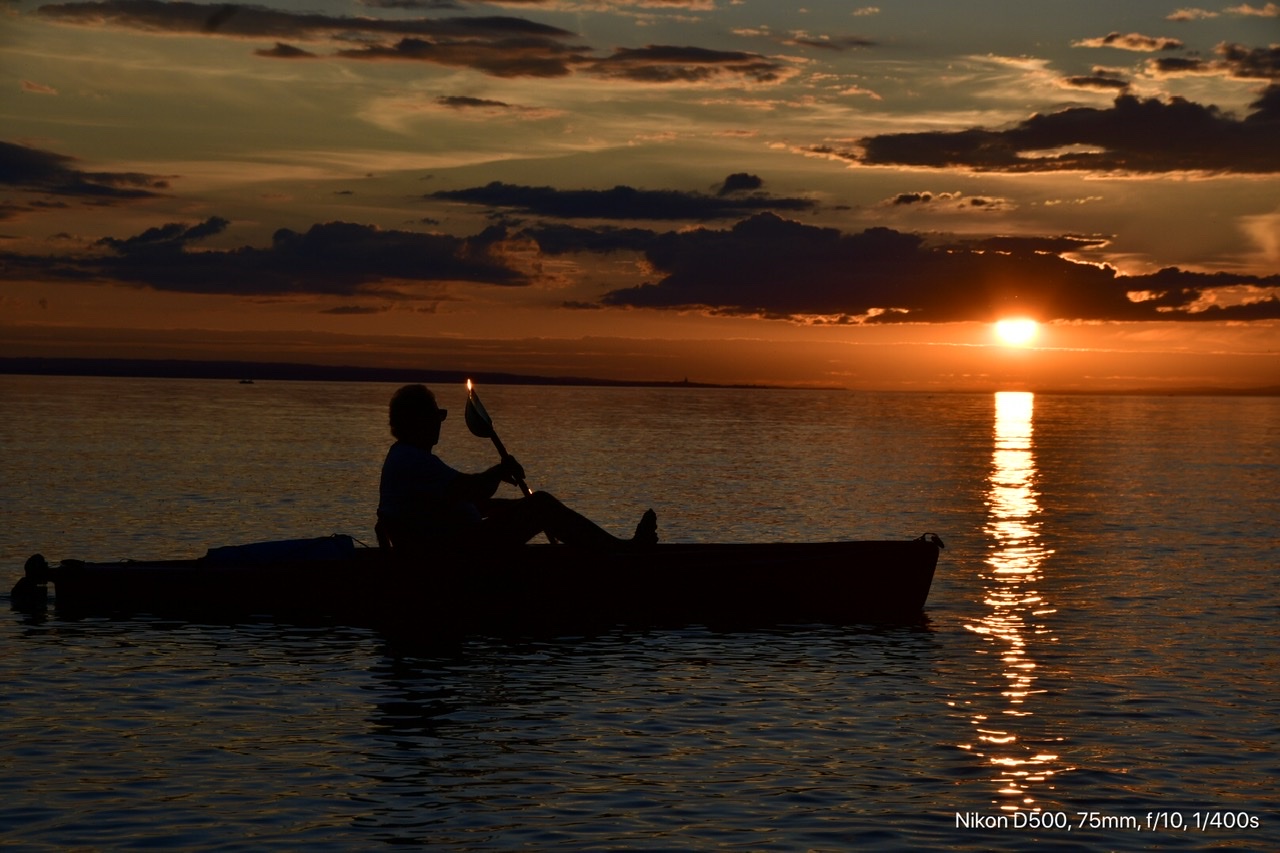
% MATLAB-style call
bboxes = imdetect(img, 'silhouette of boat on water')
[13,534,943,634]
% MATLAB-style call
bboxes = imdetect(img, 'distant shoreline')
[0,357,809,391]
[1,357,1275,396]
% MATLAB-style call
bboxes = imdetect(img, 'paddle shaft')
[486,430,532,498]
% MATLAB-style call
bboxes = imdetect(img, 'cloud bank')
[577,214,1280,323]
[0,140,170,204]
[7,202,1273,323]
[857,87,1280,174]
[4,135,1275,323]
[430,178,817,220]
[0,215,524,295]
[34,0,793,82]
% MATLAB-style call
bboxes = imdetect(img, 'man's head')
[389,384,447,443]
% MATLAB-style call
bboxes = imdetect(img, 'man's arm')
[445,457,525,503]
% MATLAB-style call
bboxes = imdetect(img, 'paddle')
[465,379,532,498]
[465,380,557,543]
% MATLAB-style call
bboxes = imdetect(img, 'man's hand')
[498,455,526,486]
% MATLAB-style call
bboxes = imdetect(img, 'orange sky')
[3,1,1278,390]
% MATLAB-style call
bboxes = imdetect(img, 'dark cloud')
[891,191,935,205]
[430,180,817,220]
[96,216,230,254]
[36,2,573,40]
[1061,69,1130,91]
[437,95,512,109]
[427,95,554,119]
[201,3,239,33]
[782,33,876,51]
[519,223,667,255]
[858,89,1280,173]
[37,1,586,77]
[1151,56,1208,76]
[882,190,1012,210]
[0,139,170,201]
[1074,32,1184,51]
[255,42,316,59]
[0,217,526,296]
[887,190,963,206]
[1247,83,1280,120]
[1150,43,1280,80]
[34,2,793,83]
[586,45,791,84]
[717,172,763,195]
[335,34,588,77]
[521,213,1278,323]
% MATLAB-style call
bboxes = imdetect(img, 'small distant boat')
[238,379,255,384]
[12,534,944,634]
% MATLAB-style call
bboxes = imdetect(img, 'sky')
[2,0,1279,390]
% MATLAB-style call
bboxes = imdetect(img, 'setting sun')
[994,319,1040,347]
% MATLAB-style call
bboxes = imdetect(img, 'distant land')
[1,357,1275,396]
[0,357,795,390]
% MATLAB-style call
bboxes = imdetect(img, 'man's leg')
[483,492,656,550]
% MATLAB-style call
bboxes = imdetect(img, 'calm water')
[2,376,1277,850]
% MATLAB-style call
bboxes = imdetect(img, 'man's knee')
[527,490,560,511]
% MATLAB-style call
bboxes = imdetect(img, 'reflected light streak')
[963,391,1062,812]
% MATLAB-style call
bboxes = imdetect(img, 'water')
[2,376,1277,850]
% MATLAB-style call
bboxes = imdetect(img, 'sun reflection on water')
[961,391,1062,811]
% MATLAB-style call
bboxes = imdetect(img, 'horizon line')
[2,357,1277,397]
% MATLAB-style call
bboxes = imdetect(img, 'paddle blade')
[464,383,494,439]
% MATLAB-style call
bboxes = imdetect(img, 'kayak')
[12,533,944,634]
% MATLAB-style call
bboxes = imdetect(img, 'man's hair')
[388,384,439,439]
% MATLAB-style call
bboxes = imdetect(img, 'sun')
[994,318,1039,346]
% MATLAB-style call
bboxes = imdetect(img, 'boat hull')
[15,537,942,634]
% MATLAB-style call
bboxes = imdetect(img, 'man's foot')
[630,508,658,548]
